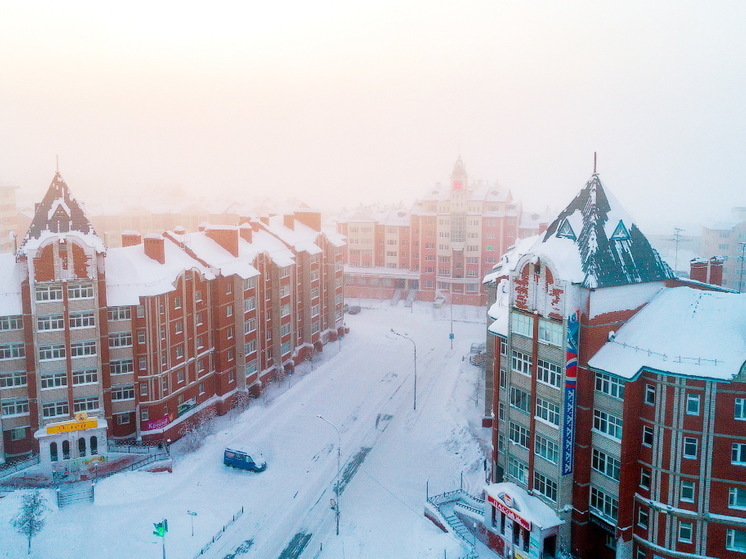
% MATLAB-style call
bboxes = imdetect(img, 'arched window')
[90,436,98,455]
[50,442,58,462]
[78,437,87,457]
[62,440,70,460]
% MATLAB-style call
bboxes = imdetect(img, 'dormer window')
[610,220,630,241]
[556,219,576,240]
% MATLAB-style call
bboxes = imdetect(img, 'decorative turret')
[451,156,467,191]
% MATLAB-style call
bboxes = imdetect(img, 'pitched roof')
[18,172,104,256]
[539,174,674,288]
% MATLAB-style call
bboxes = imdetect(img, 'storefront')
[34,413,108,476]
[484,482,562,559]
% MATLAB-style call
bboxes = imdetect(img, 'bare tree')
[230,390,252,418]
[178,406,218,452]
[11,490,48,554]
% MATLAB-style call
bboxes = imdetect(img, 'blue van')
[224,447,267,472]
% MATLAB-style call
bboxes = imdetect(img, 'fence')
[0,454,39,480]
[193,506,245,558]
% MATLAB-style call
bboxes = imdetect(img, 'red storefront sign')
[143,415,169,431]
[488,492,531,531]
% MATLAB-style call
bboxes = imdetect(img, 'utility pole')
[391,329,417,410]
[316,415,341,535]
[739,242,746,293]
[673,227,684,274]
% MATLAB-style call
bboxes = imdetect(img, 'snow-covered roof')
[483,235,538,284]
[265,215,323,256]
[105,242,214,306]
[167,228,259,280]
[588,287,746,381]
[531,174,675,289]
[0,253,24,315]
[18,172,105,256]
[484,482,562,531]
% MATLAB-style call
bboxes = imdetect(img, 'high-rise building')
[483,173,746,558]
[338,158,539,306]
[0,172,345,466]
[700,207,746,291]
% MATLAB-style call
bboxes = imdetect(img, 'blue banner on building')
[562,311,579,476]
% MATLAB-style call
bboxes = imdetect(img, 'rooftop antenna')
[593,152,597,174]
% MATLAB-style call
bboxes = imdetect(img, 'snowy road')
[0,302,490,559]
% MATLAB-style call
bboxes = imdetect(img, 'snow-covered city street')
[0,301,491,559]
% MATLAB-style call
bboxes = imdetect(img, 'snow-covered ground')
[0,301,492,559]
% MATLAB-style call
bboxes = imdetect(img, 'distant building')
[0,173,345,467]
[0,185,18,254]
[483,173,746,559]
[337,158,544,306]
[701,207,746,291]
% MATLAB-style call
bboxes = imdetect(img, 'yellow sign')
[46,417,98,434]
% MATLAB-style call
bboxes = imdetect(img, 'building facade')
[338,158,532,306]
[700,206,746,292]
[0,173,345,467]
[485,174,746,558]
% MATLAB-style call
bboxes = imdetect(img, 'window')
[226,304,233,317]
[73,396,99,412]
[109,332,132,348]
[534,471,557,501]
[311,321,320,334]
[537,359,561,388]
[35,284,63,302]
[686,394,700,415]
[638,506,649,529]
[244,297,256,312]
[71,341,97,357]
[536,398,560,426]
[500,339,507,357]
[138,357,147,371]
[174,296,182,309]
[595,372,625,399]
[198,358,206,372]
[226,282,232,295]
[138,330,146,344]
[281,304,290,317]
[593,409,623,440]
[140,383,148,397]
[112,384,135,401]
[507,456,528,485]
[510,387,530,413]
[732,443,746,464]
[589,486,618,522]
[311,305,319,317]
[678,521,693,543]
[197,336,205,349]
[116,414,130,425]
[107,306,131,321]
[197,312,204,325]
[243,277,256,290]
[72,369,97,385]
[538,320,563,346]
[198,382,205,394]
[729,487,746,509]
[68,283,94,299]
[39,343,64,361]
[592,448,621,480]
[1,398,29,416]
[511,313,533,337]
[509,422,530,449]
[42,400,69,418]
[0,342,24,361]
[37,314,64,331]
[683,437,698,459]
[643,425,654,446]
[511,351,532,375]
[640,468,651,489]
[141,408,149,422]
[280,342,290,355]
[70,311,95,329]
[0,371,27,388]
[177,370,185,383]
[535,434,559,464]
[136,305,145,318]
[727,529,746,552]
[40,372,67,389]
[681,480,695,502]
[175,320,183,334]
[0,315,22,331]
[10,427,25,440]
[280,323,291,337]
[735,398,746,420]
[644,384,656,405]
[176,346,184,360]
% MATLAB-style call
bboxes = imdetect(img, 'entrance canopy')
[485,482,562,531]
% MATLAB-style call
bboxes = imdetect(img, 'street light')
[391,329,417,410]
[187,510,197,537]
[316,414,341,536]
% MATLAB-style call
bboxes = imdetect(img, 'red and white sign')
[488,493,531,531]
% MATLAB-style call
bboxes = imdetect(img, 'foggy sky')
[1,1,745,234]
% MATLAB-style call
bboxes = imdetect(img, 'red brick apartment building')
[483,173,746,558]
[337,158,545,306]
[0,173,345,467]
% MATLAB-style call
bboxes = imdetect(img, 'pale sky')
[1,1,744,234]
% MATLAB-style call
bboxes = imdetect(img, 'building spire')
[593,152,597,175]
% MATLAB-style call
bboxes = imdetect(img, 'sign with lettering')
[487,492,531,531]
[143,415,169,431]
[562,311,580,475]
[46,417,98,435]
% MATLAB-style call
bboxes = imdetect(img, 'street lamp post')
[391,329,417,410]
[316,415,341,536]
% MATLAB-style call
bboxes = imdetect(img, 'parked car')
[224,447,267,472]
[469,352,487,366]
[470,342,486,354]
[347,305,361,315]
